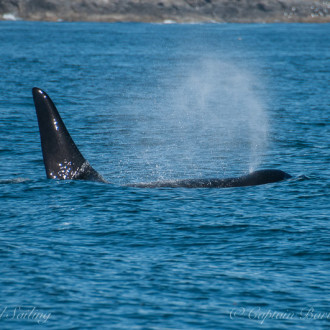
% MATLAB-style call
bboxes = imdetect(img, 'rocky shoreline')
[0,0,329,23]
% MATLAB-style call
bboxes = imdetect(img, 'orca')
[32,87,291,188]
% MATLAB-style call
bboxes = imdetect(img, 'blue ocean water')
[0,21,329,329]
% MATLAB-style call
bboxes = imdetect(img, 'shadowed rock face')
[0,0,329,22]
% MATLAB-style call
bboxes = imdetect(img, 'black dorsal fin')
[33,87,107,182]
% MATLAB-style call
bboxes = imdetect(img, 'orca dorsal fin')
[32,87,107,182]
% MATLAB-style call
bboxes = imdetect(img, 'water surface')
[0,22,329,329]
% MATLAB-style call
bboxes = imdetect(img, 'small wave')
[0,178,30,184]
[163,19,176,24]
[294,175,311,181]
[2,13,21,21]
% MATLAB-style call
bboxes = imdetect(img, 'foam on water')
[0,178,30,184]
[2,13,21,21]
